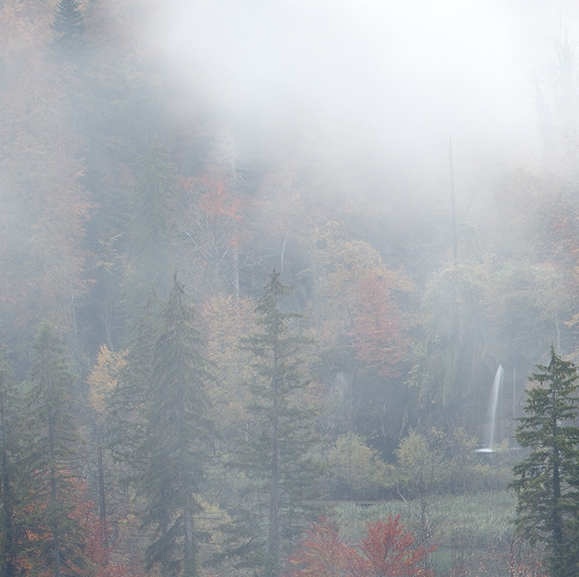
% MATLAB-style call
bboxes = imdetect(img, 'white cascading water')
[476,365,504,453]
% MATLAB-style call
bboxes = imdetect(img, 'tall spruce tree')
[104,293,162,574]
[510,346,579,577]
[23,322,87,577]
[52,0,85,53]
[0,361,23,577]
[107,293,161,473]
[138,275,214,577]
[235,271,321,577]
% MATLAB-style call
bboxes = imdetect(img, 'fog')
[6,3,579,575]
[155,0,578,184]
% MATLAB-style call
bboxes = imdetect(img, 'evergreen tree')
[23,322,87,577]
[52,0,85,53]
[138,275,214,577]
[0,361,23,577]
[107,293,161,473]
[104,293,162,575]
[235,271,321,577]
[129,140,178,308]
[510,346,579,577]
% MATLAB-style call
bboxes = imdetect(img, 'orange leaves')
[200,182,244,223]
[180,173,250,296]
[287,516,435,577]
[350,272,409,377]
[287,518,358,577]
[311,221,411,376]
[182,176,244,223]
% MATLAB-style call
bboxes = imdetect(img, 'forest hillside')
[1,1,579,576]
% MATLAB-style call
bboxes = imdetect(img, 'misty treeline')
[2,0,579,576]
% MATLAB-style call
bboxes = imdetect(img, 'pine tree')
[0,361,24,577]
[510,346,579,577]
[23,321,87,577]
[138,275,214,577]
[52,0,85,53]
[235,271,321,577]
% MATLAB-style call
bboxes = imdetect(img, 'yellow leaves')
[86,345,127,415]
[326,432,395,497]
[95,231,126,272]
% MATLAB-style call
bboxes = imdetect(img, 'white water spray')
[476,365,504,453]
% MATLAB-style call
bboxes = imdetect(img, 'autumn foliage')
[350,273,409,377]
[287,516,435,577]
[74,494,137,577]
[286,518,356,577]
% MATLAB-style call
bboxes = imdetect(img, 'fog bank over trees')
[159,0,550,175]
[3,1,579,575]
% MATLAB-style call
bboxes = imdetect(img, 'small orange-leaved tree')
[287,515,435,577]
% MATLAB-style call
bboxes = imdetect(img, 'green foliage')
[413,257,569,438]
[325,432,395,500]
[393,427,510,499]
[5,3,579,575]
[417,263,489,420]
[234,271,322,577]
[139,275,214,577]
[333,491,517,557]
[0,360,24,577]
[395,430,446,498]
[510,347,579,577]
[443,426,498,494]
[23,321,88,577]
[107,293,161,474]
[108,276,215,577]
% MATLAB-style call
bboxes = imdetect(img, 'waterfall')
[476,365,504,453]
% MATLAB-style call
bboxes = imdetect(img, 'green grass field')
[330,491,525,576]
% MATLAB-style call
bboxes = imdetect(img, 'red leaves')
[356,516,436,577]
[182,175,244,222]
[73,493,138,577]
[287,516,435,577]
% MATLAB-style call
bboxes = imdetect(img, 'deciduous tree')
[286,518,356,577]
[350,271,409,377]
[287,516,435,577]
[354,516,435,577]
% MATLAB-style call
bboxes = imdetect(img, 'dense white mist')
[156,0,579,185]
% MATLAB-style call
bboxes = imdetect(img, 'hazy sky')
[158,1,579,182]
